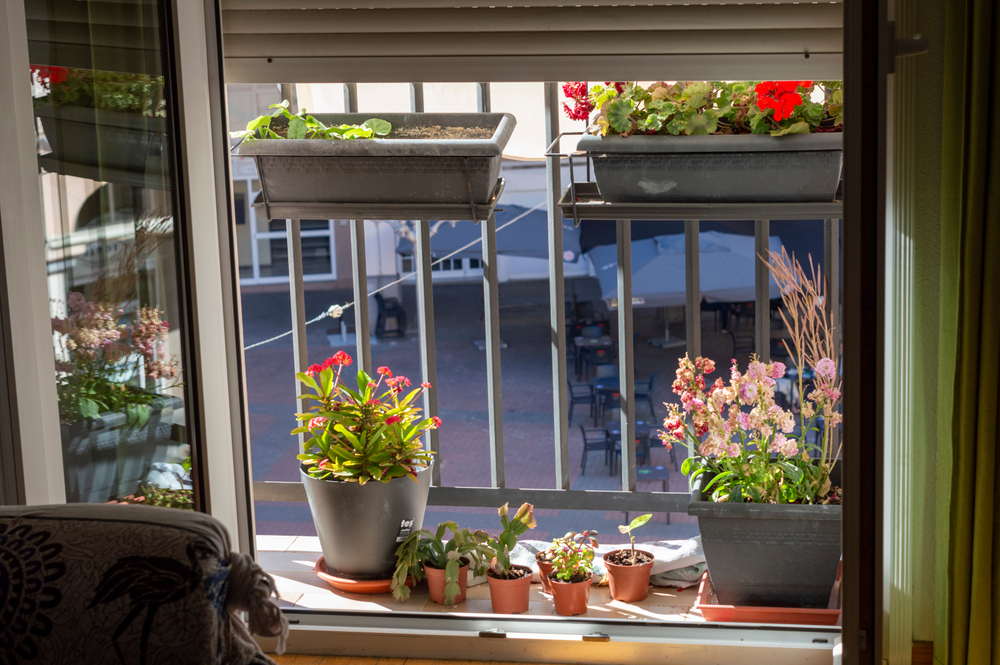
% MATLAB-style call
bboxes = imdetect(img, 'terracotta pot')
[550,574,592,616]
[487,564,533,614]
[536,553,554,594]
[424,557,469,605]
[603,549,654,602]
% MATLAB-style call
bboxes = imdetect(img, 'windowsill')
[262,535,705,622]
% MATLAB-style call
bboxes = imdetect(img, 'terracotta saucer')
[314,556,396,594]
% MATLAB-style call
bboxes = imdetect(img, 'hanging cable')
[243,201,546,352]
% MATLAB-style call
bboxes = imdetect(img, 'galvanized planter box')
[576,133,843,203]
[60,394,183,503]
[36,105,168,173]
[688,471,842,609]
[236,113,515,207]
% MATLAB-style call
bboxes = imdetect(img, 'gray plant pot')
[688,470,841,608]
[60,395,182,503]
[301,461,433,579]
[576,132,843,203]
[235,113,515,207]
[36,105,167,173]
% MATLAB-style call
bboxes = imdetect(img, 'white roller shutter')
[221,1,843,83]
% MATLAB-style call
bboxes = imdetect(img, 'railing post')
[684,220,702,360]
[477,82,491,113]
[481,211,505,488]
[616,219,636,492]
[350,220,372,373]
[825,217,841,456]
[286,218,308,447]
[410,83,424,113]
[544,82,570,490]
[755,219,771,363]
[415,220,441,486]
[344,83,358,113]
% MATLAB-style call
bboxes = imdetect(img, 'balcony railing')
[250,81,842,517]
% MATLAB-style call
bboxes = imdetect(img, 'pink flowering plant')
[51,293,179,427]
[662,251,843,505]
[292,354,437,484]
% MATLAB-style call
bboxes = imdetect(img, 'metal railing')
[250,81,841,516]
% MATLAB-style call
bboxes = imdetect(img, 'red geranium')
[755,81,811,122]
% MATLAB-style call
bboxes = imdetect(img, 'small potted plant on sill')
[535,543,557,595]
[660,248,842,609]
[231,101,516,215]
[391,522,491,606]
[565,80,843,203]
[294,362,438,587]
[603,514,654,602]
[548,531,598,616]
[485,502,536,614]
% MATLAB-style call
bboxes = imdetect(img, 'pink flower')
[308,416,327,430]
[377,366,392,377]
[770,361,787,379]
[431,416,442,428]
[421,381,432,388]
[815,358,837,382]
[385,415,402,425]
[305,364,322,376]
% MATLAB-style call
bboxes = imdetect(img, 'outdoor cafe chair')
[567,378,596,423]
[579,425,610,475]
[633,373,657,416]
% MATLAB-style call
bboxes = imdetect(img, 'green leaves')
[230,99,391,142]
[771,121,810,137]
[605,99,636,135]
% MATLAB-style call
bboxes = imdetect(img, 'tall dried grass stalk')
[761,247,843,469]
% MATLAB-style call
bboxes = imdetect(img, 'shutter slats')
[222,5,842,34]
[224,30,841,58]
[222,2,842,82]
[223,0,841,8]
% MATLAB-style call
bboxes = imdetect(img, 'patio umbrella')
[394,204,583,262]
[586,230,783,309]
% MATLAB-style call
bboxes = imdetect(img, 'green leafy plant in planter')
[391,522,491,605]
[232,100,391,141]
[293,360,437,484]
[568,80,842,138]
[549,530,599,583]
[484,502,536,614]
[548,530,599,616]
[31,65,166,116]
[487,502,536,578]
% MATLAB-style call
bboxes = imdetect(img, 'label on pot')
[395,518,415,543]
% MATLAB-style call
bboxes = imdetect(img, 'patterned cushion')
[0,504,281,665]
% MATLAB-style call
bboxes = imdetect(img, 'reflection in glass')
[29,1,193,508]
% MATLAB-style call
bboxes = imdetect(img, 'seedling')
[617,514,652,565]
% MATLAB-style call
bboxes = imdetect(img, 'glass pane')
[29,0,194,508]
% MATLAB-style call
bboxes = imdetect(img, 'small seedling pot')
[424,557,470,605]
[603,549,655,602]
[550,574,592,616]
[486,564,533,614]
[535,553,554,594]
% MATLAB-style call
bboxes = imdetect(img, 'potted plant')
[660,249,842,608]
[391,522,491,605]
[485,502,536,614]
[294,361,438,585]
[231,101,516,215]
[535,543,557,595]
[548,531,598,616]
[31,65,168,173]
[603,514,654,602]
[566,81,843,203]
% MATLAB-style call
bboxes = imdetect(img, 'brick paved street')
[245,277,745,545]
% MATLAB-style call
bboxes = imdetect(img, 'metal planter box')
[688,472,842,609]
[236,113,515,208]
[60,395,182,503]
[577,133,843,203]
[36,105,168,173]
